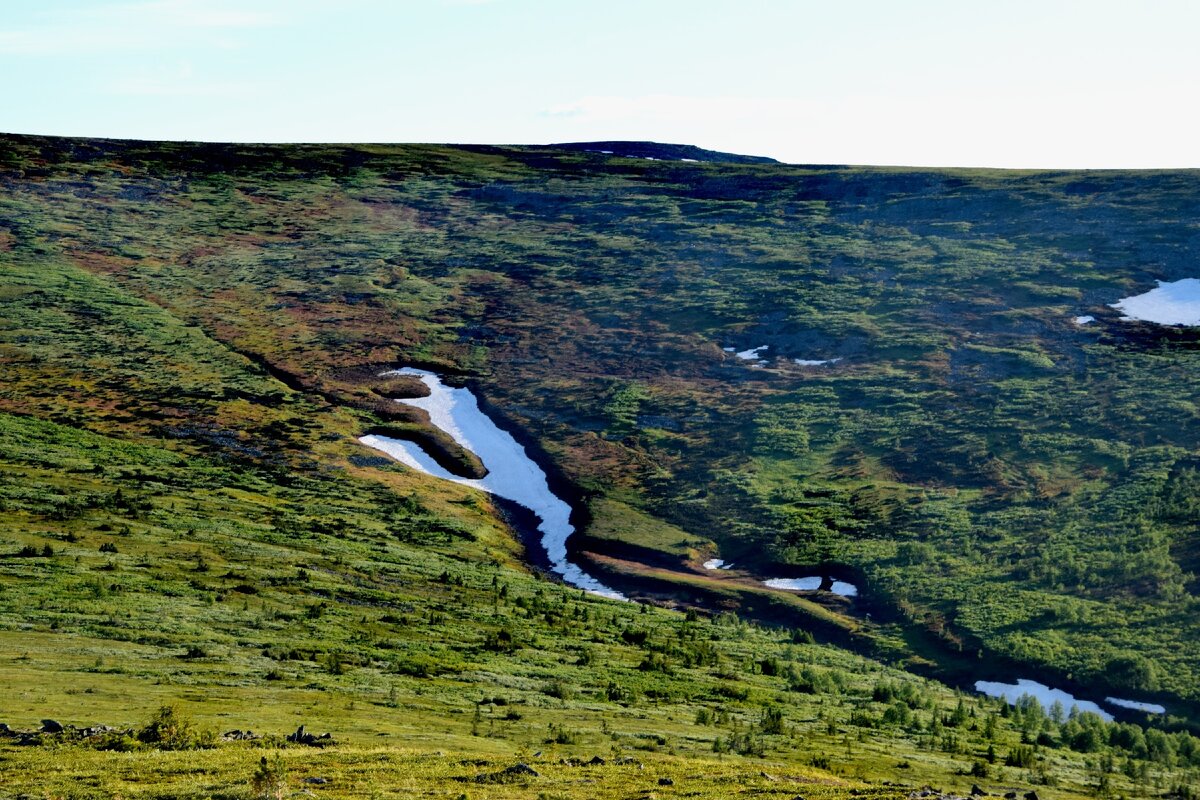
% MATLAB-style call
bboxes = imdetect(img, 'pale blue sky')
[2,0,1197,167]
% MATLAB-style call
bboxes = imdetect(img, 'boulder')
[473,762,540,784]
[222,729,262,741]
[504,763,539,778]
[286,724,335,747]
[40,719,64,734]
[79,725,120,737]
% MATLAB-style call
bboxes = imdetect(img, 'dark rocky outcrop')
[286,724,335,747]
[473,762,540,783]
[221,729,261,741]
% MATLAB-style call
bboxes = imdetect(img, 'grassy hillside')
[1,134,1199,797]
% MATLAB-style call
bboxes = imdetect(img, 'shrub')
[137,705,215,750]
[1005,745,1036,768]
[250,755,288,800]
[542,679,574,700]
[483,627,519,653]
[545,723,578,745]
[760,707,786,735]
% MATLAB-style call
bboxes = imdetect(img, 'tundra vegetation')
[0,134,1198,797]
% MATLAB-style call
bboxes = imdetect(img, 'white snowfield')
[1105,697,1166,714]
[359,368,625,600]
[975,679,1113,721]
[763,576,858,597]
[704,559,857,597]
[1110,278,1200,325]
[735,345,768,360]
[974,680,1168,720]
[1074,315,1095,325]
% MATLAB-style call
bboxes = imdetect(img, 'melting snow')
[975,679,1113,722]
[702,558,733,570]
[1074,315,1095,325]
[763,576,858,597]
[1106,697,1166,714]
[794,357,842,366]
[359,368,625,600]
[735,345,768,360]
[1110,278,1200,325]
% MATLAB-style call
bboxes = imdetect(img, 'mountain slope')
[548,140,781,163]
[2,133,1200,797]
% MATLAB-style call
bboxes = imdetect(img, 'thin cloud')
[84,0,279,28]
[0,0,280,55]
[544,95,804,124]
[108,64,265,98]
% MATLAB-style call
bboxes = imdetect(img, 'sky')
[1,0,1198,168]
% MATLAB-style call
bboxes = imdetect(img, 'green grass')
[2,133,1200,796]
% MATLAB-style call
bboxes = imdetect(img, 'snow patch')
[974,679,1113,722]
[1106,697,1166,714]
[359,368,625,600]
[794,357,842,366]
[1110,278,1200,325]
[735,345,768,360]
[1074,315,1095,325]
[763,576,858,597]
[702,558,733,570]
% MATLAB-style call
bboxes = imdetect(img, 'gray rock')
[80,725,119,737]
[222,729,261,741]
[505,763,538,777]
[658,777,674,786]
[40,719,64,733]
[474,762,540,783]
[286,724,335,747]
